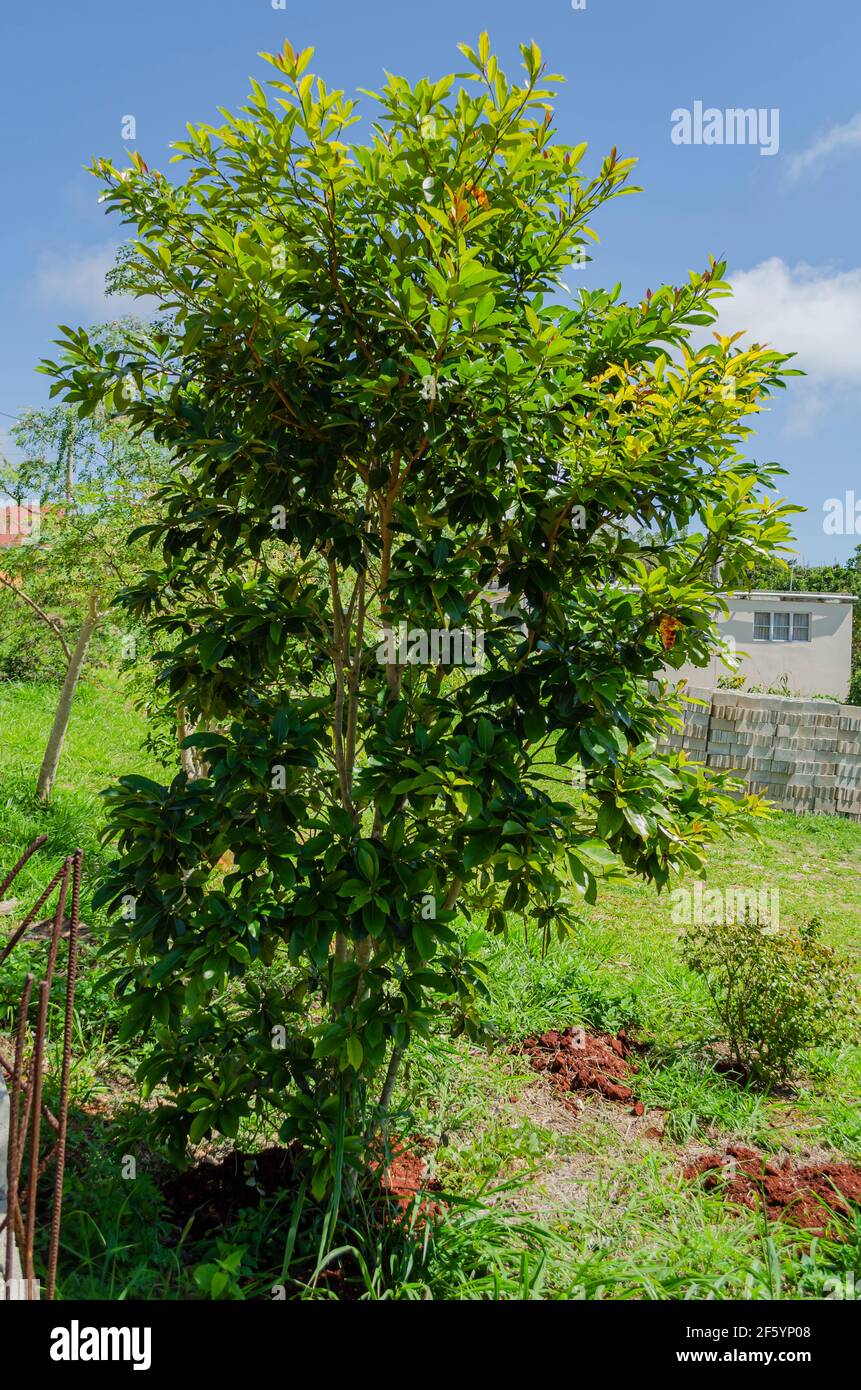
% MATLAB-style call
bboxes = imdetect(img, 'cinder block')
[659,689,861,824]
[705,753,737,769]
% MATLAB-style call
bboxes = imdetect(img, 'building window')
[792,612,811,641]
[752,610,812,642]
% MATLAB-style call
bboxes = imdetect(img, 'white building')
[672,591,856,700]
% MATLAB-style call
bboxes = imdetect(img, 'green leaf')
[413,922,436,960]
[476,717,494,753]
[356,842,379,883]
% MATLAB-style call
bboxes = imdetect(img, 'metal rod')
[1,840,82,1300]
[44,859,72,993]
[47,848,82,1300]
[24,981,49,1291]
[0,835,47,901]
[0,861,68,969]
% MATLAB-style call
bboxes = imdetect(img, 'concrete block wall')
[659,686,861,821]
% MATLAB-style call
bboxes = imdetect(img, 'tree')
[46,36,797,1198]
[0,363,168,799]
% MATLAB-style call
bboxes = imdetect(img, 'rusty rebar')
[23,980,49,1290]
[0,859,69,970]
[0,834,47,901]
[0,1047,59,1130]
[1,840,82,1300]
[47,847,82,1300]
[44,858,72,993]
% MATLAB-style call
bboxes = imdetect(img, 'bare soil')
[517,1027,642,1109]
[161,1139,440,1238]
[684,1144,861,1234]
[161,1146,299,1238]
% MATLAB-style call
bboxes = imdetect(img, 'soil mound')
[684,1145,861,1233]
[371,1140,443,1223]
[519,1027,639,1106]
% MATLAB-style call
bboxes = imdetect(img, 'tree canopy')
[43,35,798,1191]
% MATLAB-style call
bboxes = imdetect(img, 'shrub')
[682,914,856,1086]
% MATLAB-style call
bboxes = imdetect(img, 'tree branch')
[0,572,71,663]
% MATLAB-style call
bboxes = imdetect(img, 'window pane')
[753,612,771,640]
[792,612,810,641]
[772,612,790,641]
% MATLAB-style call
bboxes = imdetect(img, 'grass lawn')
[1,675,859,1299]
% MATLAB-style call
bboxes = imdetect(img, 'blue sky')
[1,0,859,562]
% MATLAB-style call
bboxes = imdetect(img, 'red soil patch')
[376,1145,429,1201]
[371,1140,443,1221]
[684,1145,861,1234]
[519,1027,640,1107]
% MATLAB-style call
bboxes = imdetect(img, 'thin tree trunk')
[36,591,99,803]
[378,1045,403,1113]
[177,706,199,779]
[65,427,75,506]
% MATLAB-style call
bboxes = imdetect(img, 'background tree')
[0,343,169,798]
[47,36,797,1200]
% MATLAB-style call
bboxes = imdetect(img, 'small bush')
[681,915,856,1086]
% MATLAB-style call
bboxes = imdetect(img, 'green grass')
[1,674,859,1300]
[0,674,166,899]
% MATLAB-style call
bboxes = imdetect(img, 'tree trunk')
[65,427,75,506]
[378,1045,403,1114]
[177,706,201,779]
[36,592,99,803]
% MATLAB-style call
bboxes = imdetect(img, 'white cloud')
[788,112,861,180]
[717,257,861,380]
[32,242,150,319]
[713,258,861,437]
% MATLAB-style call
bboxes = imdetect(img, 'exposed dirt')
[374,1144,429,1200]
[684,1144,861,1234]
[161,1140,440,1238]
[518,1027,641,1109]
[161,1146,300,1238]
[371,1140,442,1220]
